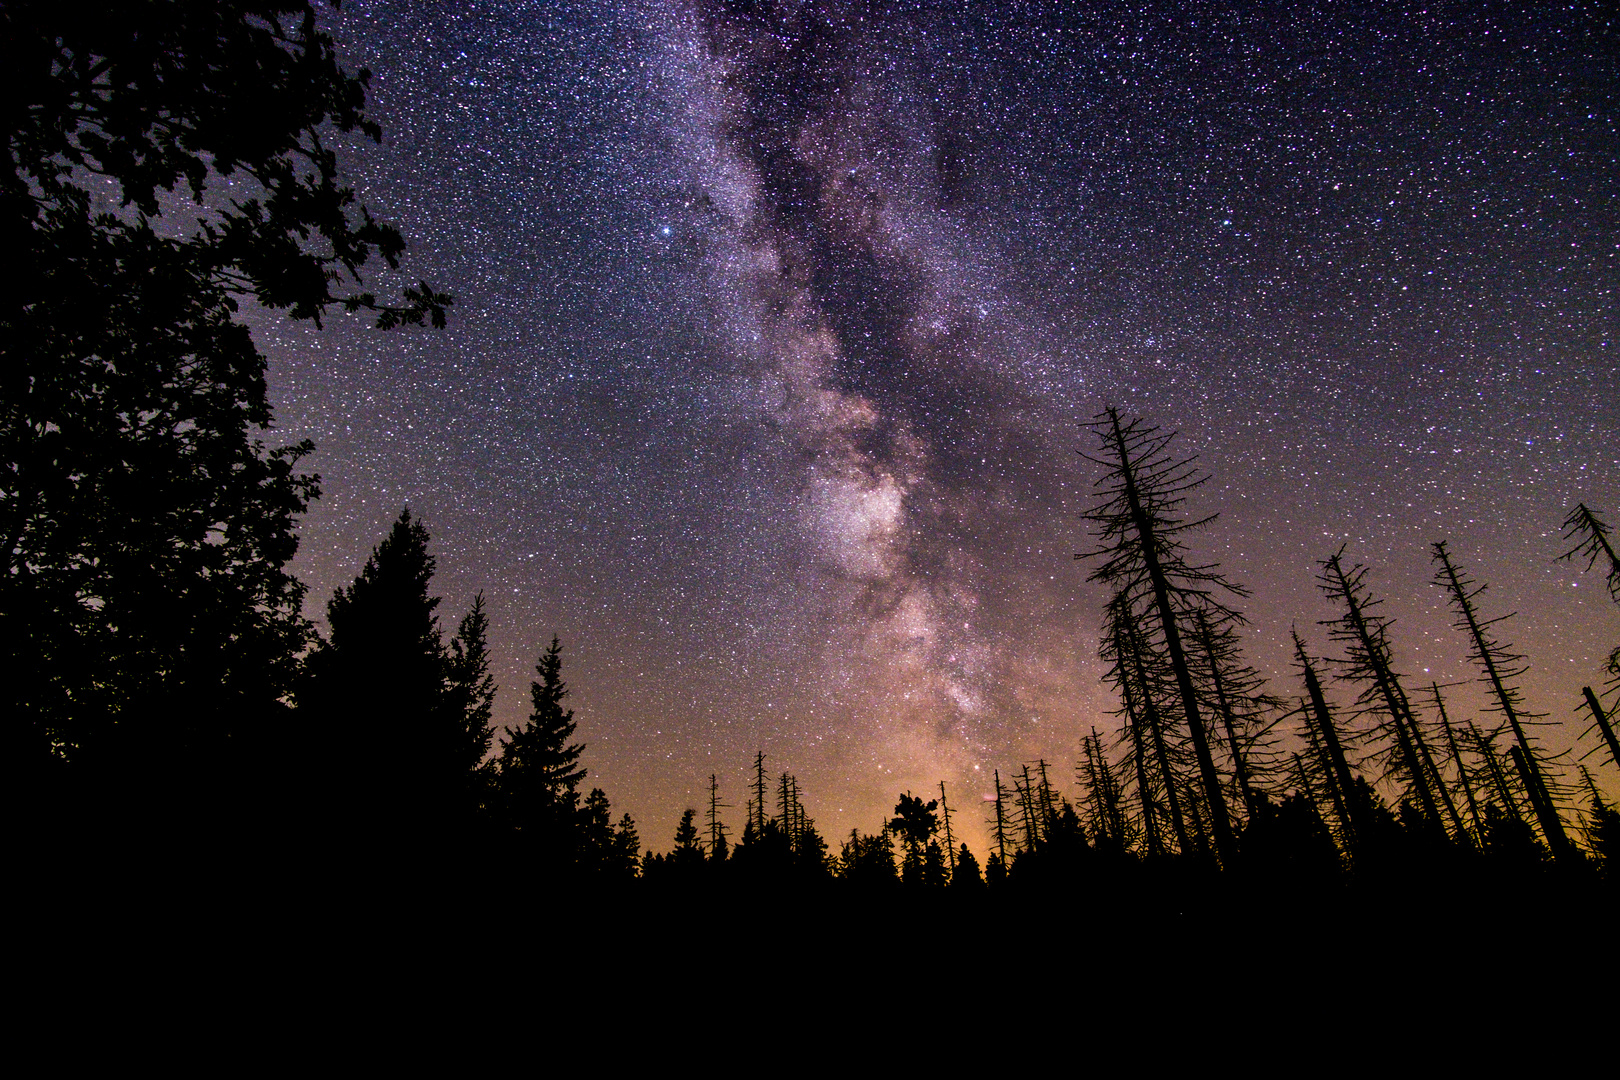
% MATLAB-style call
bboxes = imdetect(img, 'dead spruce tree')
[1294,630,1362,856]
[1317,548,1448,841]
[1431,541,1574,858]
[1078,409,1242,862]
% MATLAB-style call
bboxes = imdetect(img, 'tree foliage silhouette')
[298,510,491,836]
[3,3,446,813]
[498,636,587,852]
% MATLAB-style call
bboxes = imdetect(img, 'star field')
[259,1,1619,848]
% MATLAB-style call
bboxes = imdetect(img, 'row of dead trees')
[1068,409,1619,873]
[644,411,1619,886]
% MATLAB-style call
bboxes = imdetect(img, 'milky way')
[262,1,1619,848]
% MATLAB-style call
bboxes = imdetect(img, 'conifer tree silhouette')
[938,781,957,876]
[672,808,704,867]
[497,635,587,857]
[1470,722,1528,829]
[1080,729,1127,853]
[1317,549,1445,837]
[1560,503,1620,602]
[1190,607,1277,819]
[1015,765,1042,854]
[950,844,984,891]
[444,593,498,821]
[1079,409,1241,861]
[300,509,474,837]
[1422,684,1475,850]
[989,770,1013,868]
[1431,541,1572,858]
[1578,766,1619,871]
[1579,687,1620,773]
[1294,631,1361,855]
[1436,696,1486,846]
[707,773,731,861]
[1107,598,1191,854]
[752,751,768,836]
[891,791,940,884]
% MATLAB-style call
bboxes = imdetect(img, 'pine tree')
[672,808,704,867]
[497,635,587,855]
[443,593,498,821]
[838,828,898,888]
[610,812,641,879]
[949,844,985,891]
[891,791,940,884]
[299,509,467,836]
[1578,767,1619,874]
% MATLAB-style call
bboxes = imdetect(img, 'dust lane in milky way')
[262,1,1619,847]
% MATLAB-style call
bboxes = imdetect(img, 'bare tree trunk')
[1582,686,1620,772]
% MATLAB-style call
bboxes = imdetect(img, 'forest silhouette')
[6,5,1617,957]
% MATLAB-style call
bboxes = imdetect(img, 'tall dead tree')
[1078,408,1239,861]
[1016,764,1041,852]
[1431,541,1572,857]
[990,769,1012,867]
[1412,685,1469,844]
[1436,704,1485,844]
[1082,728,1127,851]
[1580,687,1620,773]
[1108,597,1192,855]
[1318,549,1445,833]
[752,751,768,836]
[1561,504,1620,751]
[938,781,956,874]
[1190,607,1277,819]
[707,772,730,860]
[1294,630,1361,851]
[1470,723,1527,826]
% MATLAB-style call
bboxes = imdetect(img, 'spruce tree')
[672,808,704,868]
[300,509,467,837]
[443,593,498,821]
[498,636,587,855]
[949,844,985,891]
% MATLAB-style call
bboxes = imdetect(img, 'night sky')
[258,1,1618,849]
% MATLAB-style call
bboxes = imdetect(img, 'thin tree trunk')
[1582,686,1620,772]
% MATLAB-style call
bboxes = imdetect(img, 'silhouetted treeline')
[7,7,1617,922]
